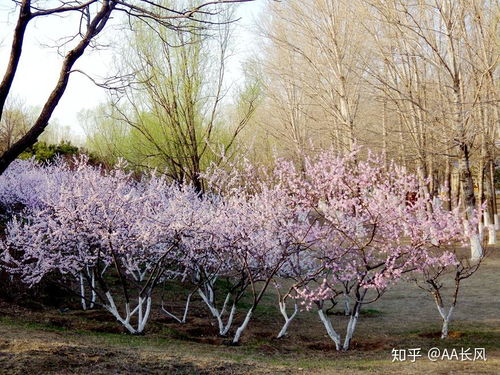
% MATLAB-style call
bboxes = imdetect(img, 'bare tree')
[365,0,499,258]
[242,0,497,256]
[84,6,258,191]
[414,249,483,339]
[252,0,370,161]
[0,97,33,154]
[0,0,256,175]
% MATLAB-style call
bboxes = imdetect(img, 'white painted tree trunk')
[104,291,137,334]
[79,272,86,310]
[478,221,484,242]
[436,304,454,339]
[457,142,483,259]
[484,211,491,227]
[484,212,497,245]
[90,272,96,309]
[198,289,235,336]
[317,309,341,351]
[161,292,193,324]
[103,291,152,334]
[277,301,298,339]
[343,305,360,350]
[79,267,96,310]
[487,225,497,245]
[137,296,152,333]
[182,294,191,323]
[86,267,96,309]
[463,219,483,260]
[470,233,483,260]
[221,304,237,336]
[232,307,253,344]
[494,214,499,230]
[433,196,442,209]
[441,318,449,339]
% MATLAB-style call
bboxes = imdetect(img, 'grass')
[0,315,499,374]
[0,245,499,374]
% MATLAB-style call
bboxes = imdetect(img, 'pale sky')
[0,1,263,142]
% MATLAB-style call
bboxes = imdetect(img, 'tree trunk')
[459,143,483,259]
[317,308,341,351]
[343,292,350,316]
[0,0,32,124]
[0,1,115,175]
[79,272,87,311]
[484,162,497,244]
[490,160,499,231]
[436,305,454,339]
[104,291,137,334]
[90,271,96,309]
[161,292,193,324]
[445,155,452,211]
[277,301,298,339]
[232,307,253,344]
[382,99,388,169]
[342,302,361,351]
[198,289,236,336]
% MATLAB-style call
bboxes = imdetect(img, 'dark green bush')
[19,141,79,164]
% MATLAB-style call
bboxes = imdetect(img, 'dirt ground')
[0,242,499,374]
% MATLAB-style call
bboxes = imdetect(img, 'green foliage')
[83,5,257,190]
[19,141,79,163]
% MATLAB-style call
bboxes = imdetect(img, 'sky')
[0,1,263,142]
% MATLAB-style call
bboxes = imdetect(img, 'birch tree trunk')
[459,143,483,259]
[484,162,497,245]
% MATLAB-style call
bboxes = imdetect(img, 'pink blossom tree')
[270,150,466,350]
[0,158,66,214]
[412,244,483,339]
[1,158,184,333]
[203,161,320,344]
[272,249,321,339]
[0,149,471,346]
[159,191,239,332]
[222,191,316,344]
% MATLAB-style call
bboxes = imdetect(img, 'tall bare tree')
[366,0,499,258]
[243,0,497,256]
[252,0,370,161]
[85,6,258,191]
[0,0,255,174]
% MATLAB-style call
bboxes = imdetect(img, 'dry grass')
[0,243,499,374]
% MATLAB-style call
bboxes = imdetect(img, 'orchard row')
[0,151,475,349]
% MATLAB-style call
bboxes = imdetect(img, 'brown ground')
[0,243,499,374]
